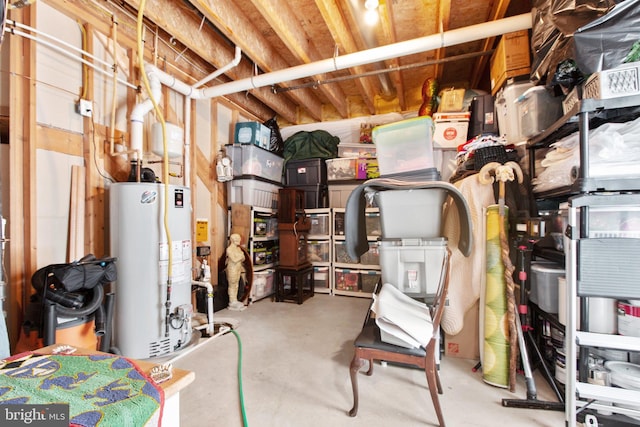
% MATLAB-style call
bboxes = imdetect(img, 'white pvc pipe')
[130,64,163,157]
[200,12,532,98]
[5,26,138,90]
[192,280,214,336]
[193,46,242,88]
[7,19,114,70]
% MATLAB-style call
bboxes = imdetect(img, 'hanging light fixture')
[364,0,379,26]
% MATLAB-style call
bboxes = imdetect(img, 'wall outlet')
[76,99,92,117]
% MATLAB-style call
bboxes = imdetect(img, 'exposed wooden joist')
[249,0,348,118]
[120,0,300,122]
[378,0,404,110]
[470,0,511,88]
[184,0,326,121]
[314,0,379,114]
[7,5,36,349]
[434,0,452,82]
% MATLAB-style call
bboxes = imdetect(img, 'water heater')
[110,182,193,359]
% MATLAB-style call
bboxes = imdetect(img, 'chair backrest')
[429,247,452,337]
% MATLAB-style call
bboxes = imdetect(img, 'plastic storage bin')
[328,183,359,208]
[516,86,563,139]
[333,209,380,237]
[253,212,278,238]
[379,238,448,296]
[495,80,533,144]
[285,158,327,185]
[252,269,275,300]
[338,143,376,158]
[360,270,381,293]
[313,266,330,291]
[307,240,330,263]
[308,211,330,236]
[530,262,565,313]
[234,122,271,149]
[374,188,447,238]
[226,144,284,184]
[334,268,359,291]
[227,175,282,209]
[326,157,358,181]
[334,240,378,266]
[289,184,328,209]
[372,116,435,176]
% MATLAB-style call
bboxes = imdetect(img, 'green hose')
[230,329,248,427]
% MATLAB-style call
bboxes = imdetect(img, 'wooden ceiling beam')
[249,0,349,118]
[378,0,405,110]
[470,0,511,88]
[187,0,325,121]
[121,0,299,123]
[314,0,379,115]
[434,0,452,82]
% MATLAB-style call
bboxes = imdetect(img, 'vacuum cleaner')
[18,254,117,353]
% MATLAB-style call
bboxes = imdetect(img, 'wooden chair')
[348,247,452,426]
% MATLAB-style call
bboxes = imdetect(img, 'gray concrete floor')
[171,293,566,427]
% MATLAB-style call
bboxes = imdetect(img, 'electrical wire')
[230,329,248,427]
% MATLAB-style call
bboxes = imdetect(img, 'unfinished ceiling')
[119,0,533,125]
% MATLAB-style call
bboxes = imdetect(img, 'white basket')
[583,62,640,100]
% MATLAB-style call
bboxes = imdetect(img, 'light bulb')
[364,9,379,25]
[364,0,379,10]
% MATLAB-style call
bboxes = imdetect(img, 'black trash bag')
[263,116,285,156]
[530,0,617,86]
[574,0,640,74]
[551,59,585,96]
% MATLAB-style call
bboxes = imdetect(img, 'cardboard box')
[445,301,480,359]
[438,88,466,112]
[433,112,470,148]
[490,30,531,95]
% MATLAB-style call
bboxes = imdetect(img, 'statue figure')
[226,233,247,311]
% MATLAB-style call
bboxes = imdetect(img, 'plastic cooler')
[372,116,435,176]
[379,238,448,296]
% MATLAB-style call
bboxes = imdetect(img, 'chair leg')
[365,358,374,376]
[348,353,365,417]
[425,346,445,427]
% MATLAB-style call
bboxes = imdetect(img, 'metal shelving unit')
[566,193,640,426]
[528,94,640,426]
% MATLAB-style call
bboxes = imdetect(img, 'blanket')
[0,352,163,427]
[440,174,495,335]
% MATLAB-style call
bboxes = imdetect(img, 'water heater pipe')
[193,46,242,88]
[198,12,532,98]
[130,64,163,159]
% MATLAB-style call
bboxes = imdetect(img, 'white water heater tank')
[110,182,193,359]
